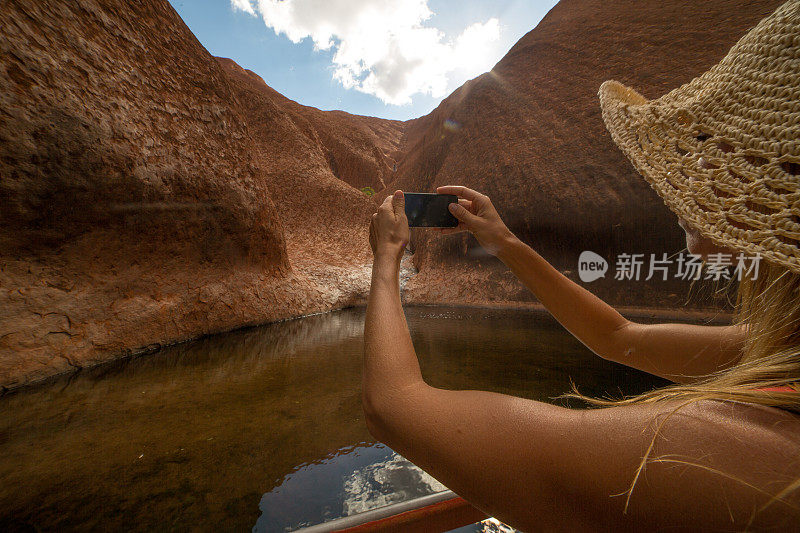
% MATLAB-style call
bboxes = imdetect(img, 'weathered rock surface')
[0,0,782,387]
[214,57,402,269]
[216,58,402,193]
[387,0,783,307]
[0,0,402,389]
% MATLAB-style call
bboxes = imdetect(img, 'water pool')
[0,306,669,531]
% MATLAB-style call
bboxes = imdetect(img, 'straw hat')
[599,0,800,272]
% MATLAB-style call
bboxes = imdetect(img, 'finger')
[436,185,485,202]
[448,201,477,224]
[392,190,405,217]
[458,198,472,210]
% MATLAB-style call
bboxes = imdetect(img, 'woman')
[364,1,800,530]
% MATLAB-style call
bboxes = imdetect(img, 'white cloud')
[231,0,256,15]
[233,0,501,105]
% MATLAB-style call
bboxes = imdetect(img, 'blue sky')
[168,0,557,121]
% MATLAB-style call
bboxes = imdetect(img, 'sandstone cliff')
[214,57,402,269]
[0,0,402,389]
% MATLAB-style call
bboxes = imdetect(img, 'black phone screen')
[404,193,459,228]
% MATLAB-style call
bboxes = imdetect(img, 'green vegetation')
[361,187,375,196]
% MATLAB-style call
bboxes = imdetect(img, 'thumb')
[392,190,405,217]
[448,202,475,224]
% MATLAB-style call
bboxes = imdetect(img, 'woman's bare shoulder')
[571,398,800,530]
[685,398,800,453]
[579,397,800,462]
[666,398,799,441]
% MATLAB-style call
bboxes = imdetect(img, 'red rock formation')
[0,0,783,388]
[387,0,783,307]
[0,0,402,389]
[216,58,402,193]
[214,57,402,270]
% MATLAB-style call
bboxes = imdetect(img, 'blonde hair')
[561,260,800,522]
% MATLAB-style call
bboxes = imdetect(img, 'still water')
[0,306,669,531]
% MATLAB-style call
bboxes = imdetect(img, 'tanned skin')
[363,187,800,531]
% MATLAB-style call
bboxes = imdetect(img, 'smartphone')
[404,193,459,228]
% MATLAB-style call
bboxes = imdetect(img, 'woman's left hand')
[369,190,410,263]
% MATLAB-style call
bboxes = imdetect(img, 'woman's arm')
[364,193,799,531]
[363,191,422,417]
[437,185,746,383]
[496,236,746,383]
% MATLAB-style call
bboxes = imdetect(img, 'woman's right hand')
[436,185,516,256]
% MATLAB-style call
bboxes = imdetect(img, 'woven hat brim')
[599,78,800,273]
[598,80,702,233]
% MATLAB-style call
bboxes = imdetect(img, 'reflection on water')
[0,306,668,531]
[254,443,446,532]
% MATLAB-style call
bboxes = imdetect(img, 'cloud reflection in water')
[254,442,446,532]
